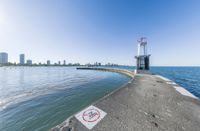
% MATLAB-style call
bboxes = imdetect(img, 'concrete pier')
[51,68,200,131]
[76,67,134,78]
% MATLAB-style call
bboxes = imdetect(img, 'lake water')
[122,66,200,98]
[0,66,130,131]
[0,66,200,131]
[150,67,200,98]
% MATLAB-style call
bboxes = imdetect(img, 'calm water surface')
[1,66,200,131]
[0,66,130,131]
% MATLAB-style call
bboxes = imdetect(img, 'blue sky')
[0,0,200,66]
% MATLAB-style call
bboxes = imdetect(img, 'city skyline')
[1,0,200,66]
[0,52,113,66]
[0,52,116,65]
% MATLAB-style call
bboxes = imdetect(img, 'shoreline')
[50,68,135,130]
[51,68,200,131]
[155,75,198,99]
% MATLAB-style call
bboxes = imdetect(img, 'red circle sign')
[82,108,100,122]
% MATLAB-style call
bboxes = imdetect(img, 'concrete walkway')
[51,74,200,131]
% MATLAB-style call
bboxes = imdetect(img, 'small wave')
[0,93,30,111]
[178,77,198,83]
[0,80,101,111]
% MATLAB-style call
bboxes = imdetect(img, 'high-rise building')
[26,60,32,65]
[47,60,50,65]
[58,61,61,65]
[63,60,66,65]
[19,54,25,65]
[0,52,8,64]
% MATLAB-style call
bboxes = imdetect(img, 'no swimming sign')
[75,105,107,129]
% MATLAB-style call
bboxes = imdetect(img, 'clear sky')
[0,0,200,66]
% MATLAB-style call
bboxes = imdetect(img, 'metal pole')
[138,43,140,56]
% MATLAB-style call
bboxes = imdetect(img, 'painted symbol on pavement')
[82,108,100,122]
[75,105,107,130]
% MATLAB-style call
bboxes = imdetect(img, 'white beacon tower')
[135,37,150,70]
